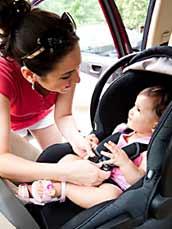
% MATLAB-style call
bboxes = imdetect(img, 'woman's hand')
[85,133,99,150]
[64,159,110,186]
[101,141,130,167]
[71,135,95,158]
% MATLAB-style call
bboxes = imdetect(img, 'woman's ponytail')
[0,0,31,57]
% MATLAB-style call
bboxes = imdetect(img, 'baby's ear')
[152,122,158,133]
[154,121,158,128]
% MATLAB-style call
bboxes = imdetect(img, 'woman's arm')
[0,152,110,185]
[0,94,11,153]
[0,94,110,184]
[0,94,63,182]
[54,85,77,135]
[54,85,91,157]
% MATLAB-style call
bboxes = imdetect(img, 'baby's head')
[127,86,170,135]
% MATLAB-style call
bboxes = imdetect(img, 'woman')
[0,1,87,152]
[0,0,109,184]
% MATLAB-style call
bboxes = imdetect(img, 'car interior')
[1,0,172,228]
[145,0,172,48]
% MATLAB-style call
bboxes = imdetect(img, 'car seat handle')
[90,53,136,131]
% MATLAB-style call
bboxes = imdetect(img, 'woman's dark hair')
[0,0,79,76]
[139,86,171,118]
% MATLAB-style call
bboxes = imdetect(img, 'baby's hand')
[101,141,130,167]
[85,134,99,150]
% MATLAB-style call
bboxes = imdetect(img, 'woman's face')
[35,43,81,93]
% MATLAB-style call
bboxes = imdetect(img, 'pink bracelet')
[59,181,66,202]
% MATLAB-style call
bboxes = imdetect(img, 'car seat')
[1,46,172,229]
[61,46,172,228]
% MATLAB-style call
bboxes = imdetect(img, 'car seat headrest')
[94,70,172,140]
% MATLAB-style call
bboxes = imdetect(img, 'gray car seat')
[61,46,172,228]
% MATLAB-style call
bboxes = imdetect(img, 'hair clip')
[0,29,5,35]
[61,12,77,32]
[13,0,21,13]
[22,33,67,60]
[12,0,31,15]
[21,37,45,59]
[47,37,64,54]
[13,0,20,4]
[25,47,45,59]
[21,13,75,60]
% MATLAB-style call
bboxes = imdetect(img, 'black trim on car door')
[99,0,133,58]
[31,0,44,6]
[141,0,156,50]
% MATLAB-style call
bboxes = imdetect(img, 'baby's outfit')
[110,123,151,190]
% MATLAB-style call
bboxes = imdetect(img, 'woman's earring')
[32,81,35,90]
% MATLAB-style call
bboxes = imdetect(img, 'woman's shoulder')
[0,58,22,100]
[0,58,21,84]
[0,58,20,74]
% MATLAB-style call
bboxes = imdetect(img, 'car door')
[104,0,172,53]
[142,0,172,48]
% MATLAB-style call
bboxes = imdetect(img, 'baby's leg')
[65,182,122,208]
[58,154,81,164]
[30,180,61,203]
[25,181,122,208]
[17,180,61,204]
[17,181,122,207]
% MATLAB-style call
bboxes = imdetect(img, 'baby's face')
[127,94,159,135]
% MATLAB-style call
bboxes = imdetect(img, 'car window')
[34,0,116,75]
[115,0,149,51]
[36,0,147,77]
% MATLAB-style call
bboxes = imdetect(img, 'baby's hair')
[139,86,171,117]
